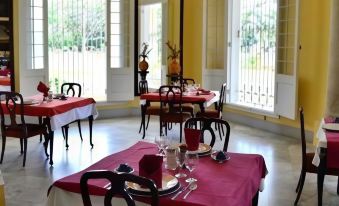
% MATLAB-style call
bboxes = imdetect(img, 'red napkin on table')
[184,128,201,151]
[139,155,163,188]
[326,132,339,169]
[37,81,50,97]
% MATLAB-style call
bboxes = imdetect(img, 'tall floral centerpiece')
[138,42,152,72]
[166,41,181,75]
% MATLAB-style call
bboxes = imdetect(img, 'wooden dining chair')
[196,83,227,139]
[181,78,195,87]
[80,170,159,206]
[294,107,339,205]
[0,91,49,167]
[176,77,195,117]
[159,85,192,142]
[139,80,163,139]
[60,82,82,149]
[184,117,231,152]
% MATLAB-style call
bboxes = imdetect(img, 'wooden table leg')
[88,115,94,148]
[141,105,146,139]
[317,148,327,206]
[198,103,205,113]
[45,117,54,166]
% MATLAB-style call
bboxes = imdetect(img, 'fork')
[171,182,192,200]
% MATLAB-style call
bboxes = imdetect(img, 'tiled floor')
[1,116,339,206]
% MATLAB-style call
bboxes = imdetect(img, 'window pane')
[34,57,44,69]
[33,7,43,19]
[111,46,120,57]
[111,57,120,68]
[111,2,120,13]
[110,24,120,34]
[33,20,43,32]
[111,35,120,45]
[111,13,120,23]
[34,45,44,57]
[34,0,43,7]
[34,32,43,44]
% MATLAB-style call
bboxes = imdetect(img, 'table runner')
[50,141,267,206]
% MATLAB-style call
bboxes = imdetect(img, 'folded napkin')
[139,155,163,188]
[184,128,201,151]
[37,81,49,97]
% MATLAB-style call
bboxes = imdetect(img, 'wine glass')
[155,136,167,156]
[185,152,199,183]
[194,83,200,91]
[175,150,187,178]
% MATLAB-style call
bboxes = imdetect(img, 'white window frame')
[202,0,299,119]
[19,0,135,102]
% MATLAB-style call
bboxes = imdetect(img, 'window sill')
[225,103,279,118]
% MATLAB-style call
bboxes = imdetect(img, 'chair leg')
[20,138,23,154]
[179,123,183,143]
[139,120,143,133]
[77,120,83,141]
[337,176,339,195]
[294,170,306,205]
[295,172,302,193]
[39,117,43,142]
[22,138,28,167]
[43,132,49,157]
[146,115,150,130]
[64,125,69,149]
[0,135,6,164]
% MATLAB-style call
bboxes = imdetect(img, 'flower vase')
[139,57,149,71]
[169,59,181,75]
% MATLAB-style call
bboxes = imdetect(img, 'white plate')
[17,99,39,105]
[322,123,339,131]
[126,173,178,193]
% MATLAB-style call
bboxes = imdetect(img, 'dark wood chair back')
[159,85,183,114]
[80,170,159,206]
[185,117,231,152]
[61,83,81,97]
[299,107,307,170]
[139,80,149,95]
[181,78,195,86]
[217,83,227,114]
[0,91,26,129]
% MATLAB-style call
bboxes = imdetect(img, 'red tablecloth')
[51,141,267,206]
[323,118,339,169]
[140,92,216,104]
[325,132,339,169]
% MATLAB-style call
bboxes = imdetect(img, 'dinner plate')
[190,143,212,156]
[20,99,39,105]
[322,123,339,132]
[211,151,230,163]
[126,173,180,196]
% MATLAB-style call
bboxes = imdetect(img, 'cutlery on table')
[171,181,193,200]
[183,182,197,199]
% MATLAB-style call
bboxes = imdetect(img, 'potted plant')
[139,42,152,71]
[166,41,181,75]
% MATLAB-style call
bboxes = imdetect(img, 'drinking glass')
[194,84,200,91]
[175,150,187,178]
[185,152,199,183]
[155,136,167,156]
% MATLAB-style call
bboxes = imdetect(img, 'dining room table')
[1,94,98,165]
[46,141,267,206]
[139,90,220,139]
[312,118,339,206]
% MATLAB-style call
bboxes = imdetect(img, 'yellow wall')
[183,0,330,133]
